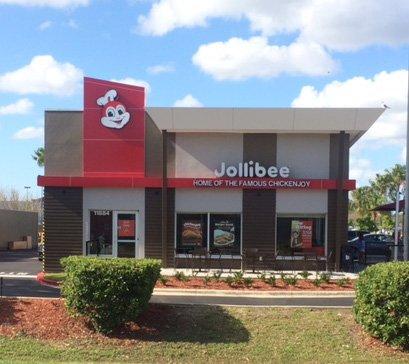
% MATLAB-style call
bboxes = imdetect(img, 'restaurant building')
[38,78,384,272]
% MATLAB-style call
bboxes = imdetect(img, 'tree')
[349,164,405,232]
[32,147,44,167]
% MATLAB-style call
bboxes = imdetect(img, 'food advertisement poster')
[181,221,203,246]
[291,220,313,248]
[118,219,135,238]
[213,219,235,248]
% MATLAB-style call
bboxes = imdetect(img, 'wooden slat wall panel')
[166,188,175,267]
[327,133,349,267]
[145,188,162,259]
[242,190,276,254]
[242,134,277,255]
[44,187,83,272]
[144,188,175,267]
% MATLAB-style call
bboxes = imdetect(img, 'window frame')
[174,212,243,258]
[275,213,327,258]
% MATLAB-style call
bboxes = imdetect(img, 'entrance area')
[87,210,139,258]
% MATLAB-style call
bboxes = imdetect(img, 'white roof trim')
[146,107,384,146]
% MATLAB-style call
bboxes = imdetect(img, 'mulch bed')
[156,277,355,290]
[0,298,169,343]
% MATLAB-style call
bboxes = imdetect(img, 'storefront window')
[176,214,208,253]
[277,216,325,256]
[209,214,241,254]
[89,210,113,255]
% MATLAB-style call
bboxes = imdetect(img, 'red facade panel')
[83,77,145,176]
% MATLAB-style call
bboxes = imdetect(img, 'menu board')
[291,220,313,249]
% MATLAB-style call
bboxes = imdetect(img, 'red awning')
[372,200,405,212]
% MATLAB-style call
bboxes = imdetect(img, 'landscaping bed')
[0,298,407,363]
[156,275,355,291]
[43,272,355,291]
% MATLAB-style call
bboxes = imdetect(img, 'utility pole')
[404,56,409,261]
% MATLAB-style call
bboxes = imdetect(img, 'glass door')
[114,212,138,258]
[89,210,113,256]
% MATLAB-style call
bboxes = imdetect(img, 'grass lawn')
[0,305,408,363]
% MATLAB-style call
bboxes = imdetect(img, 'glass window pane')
[117,213,136,241]
[209,214,241,255]
[89,210,113,255]
[277,216,325,255]
[176,214,207,253]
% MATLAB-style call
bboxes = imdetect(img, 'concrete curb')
[36,272,60,288]
[153,288,356,298]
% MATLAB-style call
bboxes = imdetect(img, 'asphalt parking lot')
[0,249,41,276]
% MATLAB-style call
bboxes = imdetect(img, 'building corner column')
[161,130,168,267]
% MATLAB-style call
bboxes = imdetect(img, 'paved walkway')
[0,276,355,308]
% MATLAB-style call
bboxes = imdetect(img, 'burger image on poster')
[97,89,131,129]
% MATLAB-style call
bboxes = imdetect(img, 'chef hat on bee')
[97,89,117,106]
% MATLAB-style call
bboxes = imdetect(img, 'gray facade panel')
[45,111,83,177]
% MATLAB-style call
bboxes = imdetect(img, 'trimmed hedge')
[61,256,161,333]
[354,262,409,349]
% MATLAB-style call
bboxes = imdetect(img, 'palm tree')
[32,147,44,167]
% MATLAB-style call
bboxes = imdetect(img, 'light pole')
[405,57,409,261]
[24,186,31,209]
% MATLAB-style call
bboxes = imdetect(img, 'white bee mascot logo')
[97,89,131,129]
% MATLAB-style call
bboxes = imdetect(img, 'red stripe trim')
[38,176,356,190]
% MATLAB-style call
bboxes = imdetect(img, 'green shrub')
[203,275,212,286]
[61,256,161,334]
[243,277,253,287]
[354,262,409,349]
[224,276,234,286]
[312,278,322,287]
[336,277,350,287]
[174,271,190,282]
[266,275,276,286]
[319,272,331,284]
[299,271,311,280]
[212,271,222,282]
[283,274,298,286]
[233,271,244,285]
[159,275,169,286]
[257,273,266,282]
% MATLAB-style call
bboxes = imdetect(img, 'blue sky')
[0,0,408,198]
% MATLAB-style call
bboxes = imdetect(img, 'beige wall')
[276,134,330,179]
[174,133,243,178]
[45,111,83,176]
[0,210,38,250]
[276,190,328,214]
[175,189,242,213]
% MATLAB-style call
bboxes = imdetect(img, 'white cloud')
[0,55,83,96]
[110,77,151,93]
[173,94,203,107]
[0,0,89,8]
[292,69,408,146]
[137,0,409,51]
[349,156,380,187]
[13,126,43,140]
[67,19,79,29]
[0,98,33,115]
[192,37,336,80]
[146,63,175,74]
[38,20,52,31]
